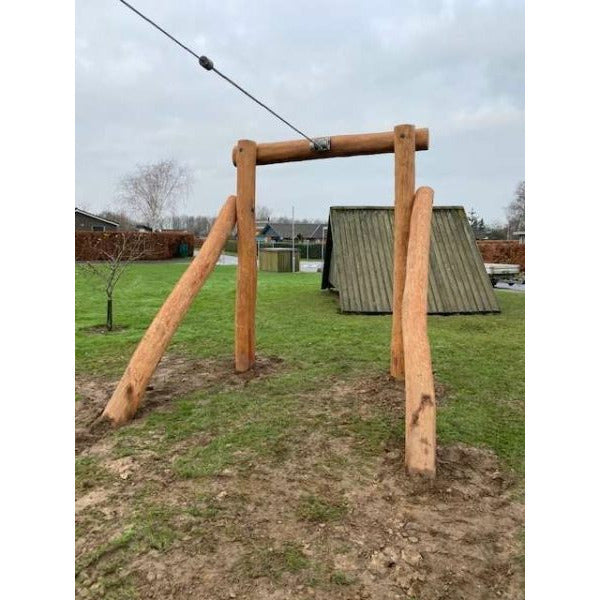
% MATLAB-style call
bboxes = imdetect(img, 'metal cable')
[117,0,317,144]
[118,0,202,60]
[209,67,315,143]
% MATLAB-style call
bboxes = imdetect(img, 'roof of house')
[260,222,326,239]
[75,207,120,227]
[321,206,500,315]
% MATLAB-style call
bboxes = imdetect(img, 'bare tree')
[98,209,137,230]
[506,180,525,234]
[273,216,320,224]
[118,159,192,230]
[168,213,215,236]
[79,233,148,331]
[256,205,272,221]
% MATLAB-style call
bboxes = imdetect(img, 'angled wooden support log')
[102,195,237,425]
[403,186,436,477]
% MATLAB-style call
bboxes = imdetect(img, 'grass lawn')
[76,262,524,471]
[75,262,524,599]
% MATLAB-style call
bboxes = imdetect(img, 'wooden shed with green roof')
[321,206,500,315]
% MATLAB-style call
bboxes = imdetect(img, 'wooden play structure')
[102,124,437,477]
[321,206,499,315]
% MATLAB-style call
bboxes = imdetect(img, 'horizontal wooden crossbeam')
[232,128,429,166]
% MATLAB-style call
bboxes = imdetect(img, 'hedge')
[476,240,525,271]
[75,231,195,261]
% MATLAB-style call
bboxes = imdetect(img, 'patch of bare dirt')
[79,324,130,334]
[75,371,523,600]
[75,354,284,453]
[75,489,111,515]
[321,372,447,419]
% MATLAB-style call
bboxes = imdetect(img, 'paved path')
[215,255,524,291]
[216,254,238,266]
[217,254,324,273]
[494,281,525,293]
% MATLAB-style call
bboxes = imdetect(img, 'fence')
[225,239,325,260]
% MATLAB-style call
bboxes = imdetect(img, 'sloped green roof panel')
[321,206,500,315]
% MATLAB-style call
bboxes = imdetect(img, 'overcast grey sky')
[76,0,523,223]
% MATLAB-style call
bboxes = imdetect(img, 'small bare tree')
[79,233,148,331]
[506,180,525,234]
[118,159,192,230]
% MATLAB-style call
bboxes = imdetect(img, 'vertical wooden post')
[404,187,436,477]
[390,124,416,378]
[234,140,258,372]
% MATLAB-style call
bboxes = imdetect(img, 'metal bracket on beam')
[310,137,331,152]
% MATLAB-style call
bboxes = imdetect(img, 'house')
[258,222,327,242]
[75,208,119,231]
[321,206,500,315]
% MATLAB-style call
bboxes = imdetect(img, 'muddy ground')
[75,355,524,600]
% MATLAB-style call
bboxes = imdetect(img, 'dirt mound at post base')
[75,369,523,600]
[75,354,284,453]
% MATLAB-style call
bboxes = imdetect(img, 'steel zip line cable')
[117,0,319,145]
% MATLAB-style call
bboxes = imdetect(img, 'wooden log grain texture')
[390,124,416,379]
[403,186,436,477]
[101,195,237,425]
[232,128,429,166]
[234,140,258,372]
